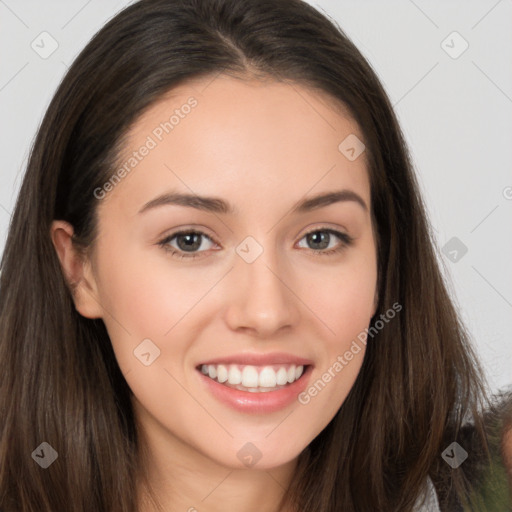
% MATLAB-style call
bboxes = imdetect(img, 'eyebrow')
[137,189,368,215]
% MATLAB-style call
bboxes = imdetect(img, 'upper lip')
[197,352,313,367]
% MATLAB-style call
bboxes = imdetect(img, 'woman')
[0,0,505,510]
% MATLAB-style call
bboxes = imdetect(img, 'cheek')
[300,345,365,427]
[299,254,377,341]
[93,244,227,375]
[92,245,180,368]
[297,249,376,399]
[295,267,374,425]
[96,244,202,331]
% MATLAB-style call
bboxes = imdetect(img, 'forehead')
[102,74,370,216]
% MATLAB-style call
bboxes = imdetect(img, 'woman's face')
[67,75,377,470]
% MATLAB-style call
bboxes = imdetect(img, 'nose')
[223,245,301,337]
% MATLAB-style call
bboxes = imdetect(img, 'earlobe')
[50,220,104,319]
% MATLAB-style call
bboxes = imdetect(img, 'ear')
[50,220,104,319]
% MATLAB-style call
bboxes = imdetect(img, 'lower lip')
[197,365,313,414]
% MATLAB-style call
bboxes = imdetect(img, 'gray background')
[1,0,511,393]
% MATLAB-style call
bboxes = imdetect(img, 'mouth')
[195,362,311,393]
[195,352,314,413]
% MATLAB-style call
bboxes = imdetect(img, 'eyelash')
[157,227,354,260]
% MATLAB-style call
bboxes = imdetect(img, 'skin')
[51,74,378,512]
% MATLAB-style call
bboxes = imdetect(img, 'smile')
[195,353,314,413]
[199,363,305,392]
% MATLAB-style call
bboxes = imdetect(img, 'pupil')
[178,233,201,251]
[309,231,328,250]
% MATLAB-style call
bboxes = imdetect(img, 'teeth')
[242,366,259,387]
[276,367,288,386]
[258,366,277,388]
[200,363,305,391]
[217,364,228,383]
[228,365,242,385]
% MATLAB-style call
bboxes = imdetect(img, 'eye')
[157,227,354,260]
[296,227,354,256]
[157,230,217,260]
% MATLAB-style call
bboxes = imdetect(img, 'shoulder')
[431,390,512,511]
[412,476,441,511]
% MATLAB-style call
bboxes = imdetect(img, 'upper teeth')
[200,364,304,388]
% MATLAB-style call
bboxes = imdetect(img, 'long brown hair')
[0,0,493,510]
